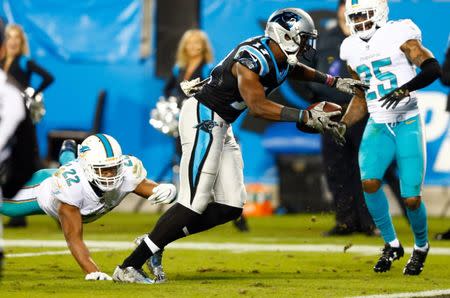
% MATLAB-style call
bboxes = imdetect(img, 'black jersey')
[195,36,292,123]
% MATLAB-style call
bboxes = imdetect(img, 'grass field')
[2,213,450,297]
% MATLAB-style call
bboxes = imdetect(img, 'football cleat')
[112,266,154,284]
[374,243,404,273]
[147,250,166,283]
[403,244,429,276]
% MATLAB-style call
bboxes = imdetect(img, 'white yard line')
[4,239,450,255]
[7,248,115,258]
[352,289,450,298]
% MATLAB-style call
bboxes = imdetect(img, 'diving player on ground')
[331,0,441,275]
[113,8,367,283]
[0,134,176,280]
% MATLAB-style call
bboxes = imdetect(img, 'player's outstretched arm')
[329,66,368,146]
[235,62,340,132]
[134,178,177,205]
[290,63,368,95]
[58,202,111,280]
[379,39,442,109]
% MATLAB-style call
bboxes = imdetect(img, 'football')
[297,101,342,134]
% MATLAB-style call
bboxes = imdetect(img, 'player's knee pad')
[404,196,421,210]
[362,179,381,194]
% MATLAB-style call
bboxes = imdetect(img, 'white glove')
[305,102,341,133]
[148,183,177,204]
[333,77,369,95]
[329,122,347,146]
[85,271,112,281]
[180,77,208,97]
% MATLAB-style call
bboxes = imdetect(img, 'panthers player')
[113,8,367,284]
[331,0,441,275]
[0,134,176,281]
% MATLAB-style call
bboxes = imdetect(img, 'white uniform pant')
[177,97,246,214]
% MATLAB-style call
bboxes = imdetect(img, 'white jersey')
[36,155,146,223]
[340,19,422,123]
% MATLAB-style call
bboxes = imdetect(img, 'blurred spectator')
[164,29,213,101]
[435,42,450,240]
[297,0,404,236]
[1,24,54,228]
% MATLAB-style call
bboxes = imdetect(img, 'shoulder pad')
[234,45,270,76]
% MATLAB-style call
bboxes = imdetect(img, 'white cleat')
[112,266,155,284]
[147,251,166,283]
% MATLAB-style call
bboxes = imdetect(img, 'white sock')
[389,239,400,248]
[414,243,429,252]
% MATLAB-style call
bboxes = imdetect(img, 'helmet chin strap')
[280,47,300,66]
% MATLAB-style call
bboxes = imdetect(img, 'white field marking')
[351,289,450,298]
[4,239,450,256]
[7,248,118,258]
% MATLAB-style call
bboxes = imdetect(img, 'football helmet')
[265,8,318,66]
[345,0,389,40]
[78,134,125,191]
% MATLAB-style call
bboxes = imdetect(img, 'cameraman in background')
[297,0,404,236]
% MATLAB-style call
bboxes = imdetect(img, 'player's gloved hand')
[332,77,369,95]
[303,102,341,133]
[329,122,347,146]
[378,85,409,109]
[148,183,177,204]
[85,271,112,281]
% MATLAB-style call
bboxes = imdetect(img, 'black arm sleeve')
[441,47,450,86]
[404,58,442,92]
[27,60,54,95]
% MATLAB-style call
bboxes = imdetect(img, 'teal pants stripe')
[1,200,45,216]
[1,169,56,217]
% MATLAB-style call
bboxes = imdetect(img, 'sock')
[185,203,243,235]
[121,240,153,269]
[414,242,429,252]
[148,203,200,248]
[389,239,400,248]
[406,202,428,247]
[364,188,397,243]
[59,151,76,165]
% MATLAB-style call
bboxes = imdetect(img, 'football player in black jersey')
[113,8,367,283]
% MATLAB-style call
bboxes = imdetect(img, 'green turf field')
[2,213,450,297]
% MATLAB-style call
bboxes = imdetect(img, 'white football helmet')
[265,8,318,66]
[345,0,389,40]
[78,134,125,191]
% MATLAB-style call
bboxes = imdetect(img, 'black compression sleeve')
[404,58,442,92]
[280,106,303,122]
[313,70,335,86]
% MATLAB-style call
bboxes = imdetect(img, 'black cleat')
[60,139,77,156]
[404,244,429,276]
[233,216,250,232]
[435,229,450,240]
[374,244,404,273]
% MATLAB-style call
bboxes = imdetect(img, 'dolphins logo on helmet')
[345,0,389,40]
[265,8,318,66]
[78,134,125,191]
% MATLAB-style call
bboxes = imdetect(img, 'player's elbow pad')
[405,58,442,92]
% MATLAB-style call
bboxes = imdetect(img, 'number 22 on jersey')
[356,57,398,100]
[62,168,80,186]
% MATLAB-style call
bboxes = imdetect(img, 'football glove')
[85,271,112,281]
[333,77,369,95]
[378,85,410,109]
[148,183,177,204]
[329,122,347,146]
[304,102,341,133]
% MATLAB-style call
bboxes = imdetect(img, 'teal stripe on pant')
[0,200,45,217]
